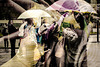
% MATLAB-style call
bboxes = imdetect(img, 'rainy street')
[0,0,100,67]
[87,35,100,67]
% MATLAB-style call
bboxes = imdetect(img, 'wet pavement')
[0,49,18,66]
[0,49,11,65]
[0,35,100,67]
[0,39,19,66]
[87,35,100,67]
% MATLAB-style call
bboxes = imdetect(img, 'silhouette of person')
[8,20,17,58]
[2,23,9,52]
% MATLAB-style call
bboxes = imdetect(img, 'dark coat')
[8,24,17,34]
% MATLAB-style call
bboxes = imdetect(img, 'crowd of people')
[0,11,93,67]
[37,12,93,67]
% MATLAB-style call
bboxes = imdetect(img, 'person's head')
[38,23,50,36]
[74,12,85,30]
[83,13,90,20]
[4,23,8,26]
[8,20,13,24]
[25,18,33,25]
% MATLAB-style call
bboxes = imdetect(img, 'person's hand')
[0,37,4,43]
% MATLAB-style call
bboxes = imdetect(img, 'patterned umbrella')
[46,0,97,14]
[46,0,79,12]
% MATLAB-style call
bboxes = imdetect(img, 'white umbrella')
[18,9,51,19]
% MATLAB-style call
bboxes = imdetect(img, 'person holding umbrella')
[0,18,44,67]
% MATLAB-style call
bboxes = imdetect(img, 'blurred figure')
[40,18,50,46]
[2,23,9,52]
[0,19,43,67]
[8,20,17,58]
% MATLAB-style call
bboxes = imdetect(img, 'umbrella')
[46,0,79,12]
[46,0,97,14]
[78,0,97,14]
[18,9,51,19]
[45,0,80,27]
[30,2,61,21]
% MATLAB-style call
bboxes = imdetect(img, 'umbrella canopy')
[18,9,51,19]
[46,0,79,12]
[30,2,61,21]
[46,0,97,14]
[78,0,97,14]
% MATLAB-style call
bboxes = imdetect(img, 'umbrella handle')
[57,12,69,27]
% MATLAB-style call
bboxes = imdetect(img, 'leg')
[5,39,9,52]
[10,39,16,58]
[4,39,6,51]
[6,39,9,48]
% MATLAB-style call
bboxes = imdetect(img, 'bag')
[55,36,65,58]
[63,28,78,41]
